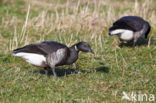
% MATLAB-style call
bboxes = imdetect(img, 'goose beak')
[90,49,94,54]
[109,30,113,35]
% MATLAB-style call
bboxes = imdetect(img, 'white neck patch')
[75,45,78,51]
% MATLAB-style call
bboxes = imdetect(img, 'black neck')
[65,45,79,65]
[70,44,79,52]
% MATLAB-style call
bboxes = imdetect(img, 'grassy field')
[0,0,156,103]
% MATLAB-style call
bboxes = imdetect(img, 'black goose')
[13,41,94,79]
[109,16,151,46]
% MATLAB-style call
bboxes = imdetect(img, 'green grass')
[0,0,156,103]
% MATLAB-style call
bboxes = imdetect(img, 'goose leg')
[50,65,57,79]
[46,54,57,79]
[133,38,137,47]
[52,67,57,79]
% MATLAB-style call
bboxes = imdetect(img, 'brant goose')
[109,16,151,46]
[13,41,94,79]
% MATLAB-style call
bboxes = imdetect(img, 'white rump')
[110,29,133,40]
[13,52,47,67]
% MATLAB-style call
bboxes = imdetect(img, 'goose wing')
[111,16,144,31]
[13,41,67,56]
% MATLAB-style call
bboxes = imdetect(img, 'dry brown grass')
[27,0,156,33]
[0,0,155,52]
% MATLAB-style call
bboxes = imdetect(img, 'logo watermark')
[122,91,155,102]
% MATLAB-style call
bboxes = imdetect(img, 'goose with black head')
[13,41,94,79]
[109,16,151,46]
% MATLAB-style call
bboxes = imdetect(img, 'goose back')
[13,41,67,56]
[110,16,146,32]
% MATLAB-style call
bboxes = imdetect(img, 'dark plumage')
[13,41,94,79]
[109,16,151,46]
